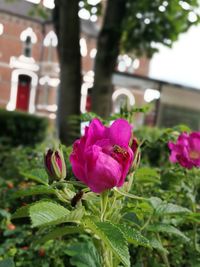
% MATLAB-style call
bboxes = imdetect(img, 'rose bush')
[168,131,200,169]
[70,118,134,193]
[6,118,199,267]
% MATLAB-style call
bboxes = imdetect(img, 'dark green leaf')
[66,240,102,267]
[149,197,191,215]
[84,218,130,267]
[149,237,168,254]
[147,224,189,241]
[117,224,150,247]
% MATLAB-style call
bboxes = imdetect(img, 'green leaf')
[66,240,102,267]
[149,197,162,209]
[30,201,70,227]
[84,218,130,267]
[149,197,191,215]
[186,212,200,223]
[147,224,189,241]
[12,205,31,219]
[117,224,150,247]
[64,206,85,222]
[149,237,168,254]
[21,168,49,185]
[30,202,85,227]
[135,167,160,184]
[0,258,15,267]
[13,185,55,198]
[35,226,84,245]
[12,200,51,220]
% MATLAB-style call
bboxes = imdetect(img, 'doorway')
[16,75,31,111]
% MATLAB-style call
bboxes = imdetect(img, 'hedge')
[0,109,49,146]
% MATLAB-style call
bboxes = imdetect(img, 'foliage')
[0,143,73,267]
[0,111,199,266]
[121,0,200,57]
[0,109,48,146]
[7,118,199,267]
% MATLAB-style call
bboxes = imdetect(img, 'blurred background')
[0,2,200,266]
[0,0,200,143]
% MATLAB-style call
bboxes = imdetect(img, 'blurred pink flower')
[70,118,134,193]
[168,132,200,169]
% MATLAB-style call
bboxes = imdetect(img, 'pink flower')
[70,118,134,193]
[168,132,200,169]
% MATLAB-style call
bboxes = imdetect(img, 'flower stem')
[100,190,109,221]
[156,233,170,267]
[140,214,152,231]
[114,188,149,201]
[101,242,112,267]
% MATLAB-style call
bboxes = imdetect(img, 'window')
[43,31,58,61]
[20,28,37,58]
[24,36,32,57]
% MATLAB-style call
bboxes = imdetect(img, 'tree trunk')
[91,0,128,118]
[54,0,81,145]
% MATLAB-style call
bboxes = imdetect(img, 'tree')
[53,0,81,145]
[92,0,200,117]
[53,0,200,143]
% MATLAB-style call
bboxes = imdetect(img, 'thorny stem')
[190,169,199,252]
[156,233,170,267]
[101,242,112,267]
[100,190,114,267]
[140,214,153,231]
[100,190,109,222]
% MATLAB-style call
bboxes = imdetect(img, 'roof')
[0,0,99,37]
[0,0,48,22]
[113,71,200,93]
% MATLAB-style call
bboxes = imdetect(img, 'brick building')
[0,0,149,119]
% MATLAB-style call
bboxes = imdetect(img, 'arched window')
[20,28,37,58]
[43,31,58,61]
[112,88,135,113]
[24,36,32,57]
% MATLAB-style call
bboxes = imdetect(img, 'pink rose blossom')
[70,118,134,193]
[168,132,200,169]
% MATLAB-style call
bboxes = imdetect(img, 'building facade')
[0,0,149,120]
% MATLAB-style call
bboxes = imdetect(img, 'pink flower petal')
[85,118,106,147]
[108,119,132,148]
[85,145,122,193]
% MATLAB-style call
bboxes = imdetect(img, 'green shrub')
[0,109,49,146]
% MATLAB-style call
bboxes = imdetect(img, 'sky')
[149,25,200,89]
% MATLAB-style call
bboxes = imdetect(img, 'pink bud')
[44,147,66,180]
[131,137,138,154]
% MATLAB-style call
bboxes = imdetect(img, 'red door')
[16,75,31,111]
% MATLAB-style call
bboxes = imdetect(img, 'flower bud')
[131,137,138,154]
[44,147,66,180]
